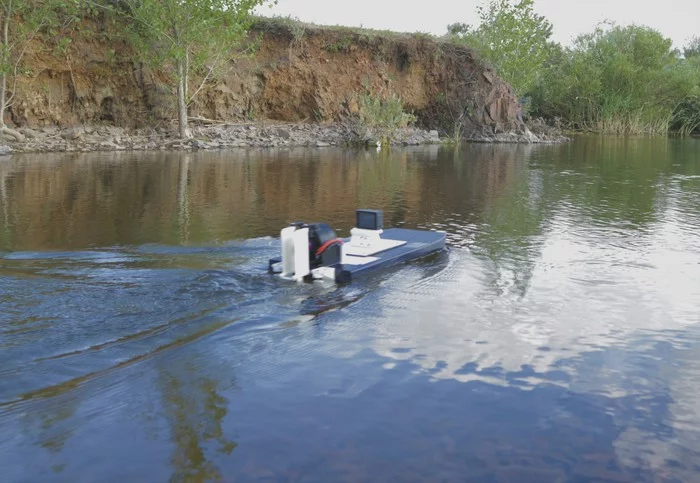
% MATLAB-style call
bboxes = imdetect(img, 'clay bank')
[1,17,567,154]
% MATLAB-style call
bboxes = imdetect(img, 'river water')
[1,136,699,482]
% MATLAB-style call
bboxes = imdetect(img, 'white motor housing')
[280,226,311,281]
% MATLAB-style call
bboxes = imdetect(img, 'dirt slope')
[8,18,530,141]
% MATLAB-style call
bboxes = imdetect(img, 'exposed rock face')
[7,19,540,143]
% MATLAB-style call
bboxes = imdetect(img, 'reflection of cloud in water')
[368,196,700,477]
[372,250,566,385]
[371,158,700,379]
[372,221,700,385]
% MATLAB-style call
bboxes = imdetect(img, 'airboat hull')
[268,228,446,284]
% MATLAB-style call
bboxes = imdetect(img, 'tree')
[531,24,698,134]
[0,0,65,141]
[447,0,553,95]
[684,36,700,59]
[124,0,273,139]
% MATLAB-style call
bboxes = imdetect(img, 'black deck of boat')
[335,228,446,282]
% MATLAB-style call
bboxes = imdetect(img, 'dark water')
[1,137,700,482]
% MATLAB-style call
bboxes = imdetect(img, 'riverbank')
[3,15,572,153]
[0,120,568,155]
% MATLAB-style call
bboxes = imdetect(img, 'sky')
[259,0,699,50]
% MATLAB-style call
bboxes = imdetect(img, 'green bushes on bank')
[447,0,700,135]
[530,25,700,134]
[355,92,416,144]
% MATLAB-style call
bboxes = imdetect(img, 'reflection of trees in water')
[0,152,186,249]
[10,391,81,476]
[178,155,190,244]
[0,161,10,247]
[368,136,700,399]
[365,137,700,481]
[4,145,523,250]
[36,400,78,475]
[469,137,700,300]
[0,148,433,249]
[2,138,698,253]
[411,143,544,298]
[158,361,236,482]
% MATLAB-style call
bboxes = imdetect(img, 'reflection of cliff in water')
[0,145,528,251]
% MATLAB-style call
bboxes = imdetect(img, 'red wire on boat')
[316,238,344,257]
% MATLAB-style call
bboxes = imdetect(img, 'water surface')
[1,137,700,482]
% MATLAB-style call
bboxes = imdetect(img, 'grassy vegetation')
[324,37,353,54]
[354,92,417,145]
[672,96,700,136]
[250,15,441,43]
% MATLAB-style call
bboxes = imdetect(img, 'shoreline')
[0,122,570,156]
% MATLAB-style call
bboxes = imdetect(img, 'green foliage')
[356,92,416,144]
[124,0,268,72]
[325,37,352,54]
[531,24,700,134]
[1,1,60,75]
[123,0,274,137]
[684,36,700,59]
[251,15,405,42]
[446,0,553,95]
[0,0,82,132]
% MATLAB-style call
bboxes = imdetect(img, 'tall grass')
[672,96,700,136]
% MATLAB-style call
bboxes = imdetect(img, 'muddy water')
[1,137,700,482]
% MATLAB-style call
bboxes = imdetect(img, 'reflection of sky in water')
[1,137,700,481]
[368,159,700,477]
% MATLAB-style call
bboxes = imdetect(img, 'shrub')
[355,92,416,144]
[530,24,699,134]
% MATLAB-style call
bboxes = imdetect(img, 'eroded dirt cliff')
[9,18,531,141]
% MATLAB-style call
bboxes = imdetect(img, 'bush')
[530,24,699,134]
[355,92,416,144]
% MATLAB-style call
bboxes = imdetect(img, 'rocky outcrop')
[4,17,564,149]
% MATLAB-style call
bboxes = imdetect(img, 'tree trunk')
[0,71,24,142]
[1,2,10,129]
[177,155,190,242]
[176,59,191,139]
[0,1,24,142]
[0,71,7,129]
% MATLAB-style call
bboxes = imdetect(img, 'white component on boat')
[278,225,312,281]
[342,255,380,265]
[345,227,406,257]
[349,227,383,247]
[292,227,310,281]
[311,266,337,281]
[280,226,297,278]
